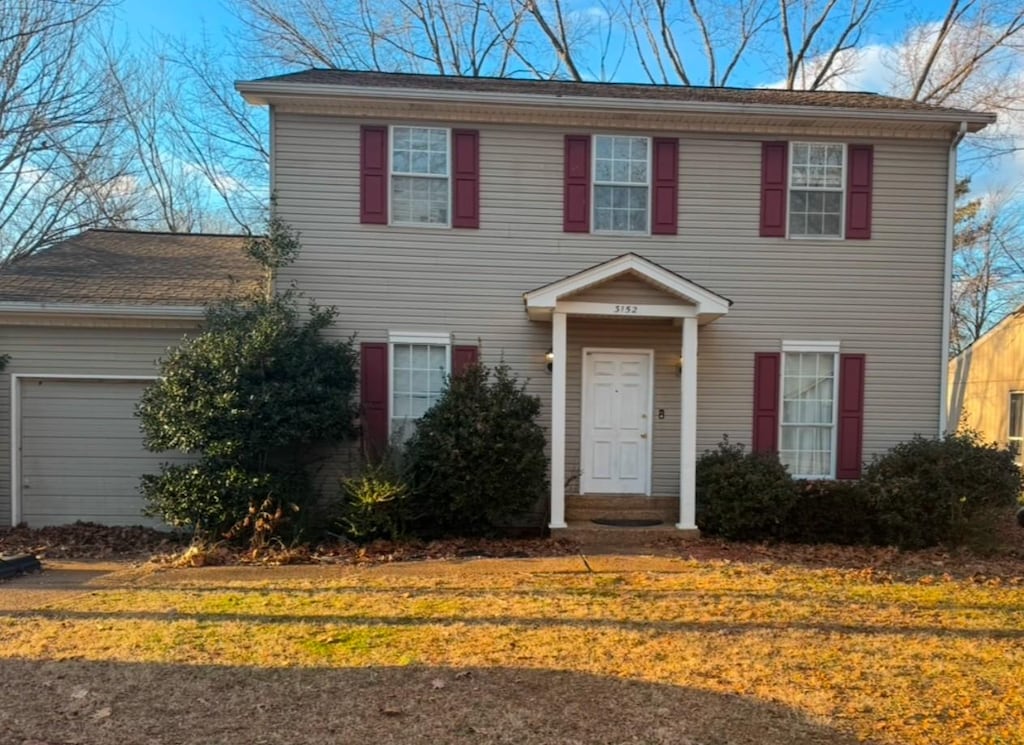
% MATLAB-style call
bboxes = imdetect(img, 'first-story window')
[789,142,844,237]
[593,135,650,233]
[391,126,450,225]
[389,332,450,441]
[780,347,838,478]
[1010,392,1024,465]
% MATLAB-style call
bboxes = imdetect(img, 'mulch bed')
[3,519,1023,582]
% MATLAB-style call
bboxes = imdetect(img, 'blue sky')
[113,0,962,87]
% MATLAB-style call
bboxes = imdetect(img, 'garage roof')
[0,230,265,306]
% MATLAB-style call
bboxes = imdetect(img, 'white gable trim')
[523,253,730,321]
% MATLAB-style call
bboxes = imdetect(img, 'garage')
[15,377,190,527]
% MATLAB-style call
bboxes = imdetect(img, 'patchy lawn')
[1,553,1023,744]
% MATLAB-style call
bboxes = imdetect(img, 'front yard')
[1,548,1023,744]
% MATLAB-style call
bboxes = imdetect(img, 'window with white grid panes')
[789,143,844,237]
[593,135,650,233]
[391,126,449,225]
[780,351,837,478]
[1010,392,1024,465]
[391,343,449,440]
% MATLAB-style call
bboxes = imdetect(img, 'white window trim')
[786,141,846,241]
[779,342,841,480]
[591,134,652,236]
[388,125,452,229]
[1009,391,1024,465]
[387,331,452,437]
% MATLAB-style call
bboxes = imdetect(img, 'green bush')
[137,219,358,546]
[338,460,410,542]
[861,431,1022,549]
[141,460,312,546]
[695,437,795,540]
[404,363,547,536]
[782,479,875,545]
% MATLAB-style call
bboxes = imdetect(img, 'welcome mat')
[590,518,663,528]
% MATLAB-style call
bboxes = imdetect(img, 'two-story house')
[235,70,994,532]
[0,71,994,530]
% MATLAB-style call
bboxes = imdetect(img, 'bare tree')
[230,0,554,77]
[950,181,1024,355]
[0,0,134,265]
[623,0,776,85]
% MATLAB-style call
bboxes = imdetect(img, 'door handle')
[640,433,648,439]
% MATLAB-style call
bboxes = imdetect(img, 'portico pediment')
[523,253,731,322]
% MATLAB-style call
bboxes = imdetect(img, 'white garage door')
[19,378,189,527]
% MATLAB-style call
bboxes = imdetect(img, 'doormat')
[591,518,663,528]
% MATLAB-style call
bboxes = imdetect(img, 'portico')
[523,254,731,531]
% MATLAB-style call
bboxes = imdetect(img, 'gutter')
[939,121,968,435]
[235,81,996,131]
[0,302,206,321]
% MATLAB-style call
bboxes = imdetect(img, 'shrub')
[137,219,358,546]
[860,431,1022,549]
[695,437,795,540]
[141,460,312,546]
[404,363,547,536]
[782,479,875,545]
[338,460,411,542]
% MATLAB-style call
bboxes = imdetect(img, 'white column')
[678,316,698,530]
[549,311,568,529]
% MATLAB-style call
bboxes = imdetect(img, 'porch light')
[677,355,684,375]
[545,349,554,372]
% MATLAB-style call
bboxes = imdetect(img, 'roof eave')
[235,80,996,132]
[0,301,207,322]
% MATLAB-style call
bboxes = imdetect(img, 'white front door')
[581,349,652,495]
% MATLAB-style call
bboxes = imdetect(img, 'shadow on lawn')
[0,659,865,745]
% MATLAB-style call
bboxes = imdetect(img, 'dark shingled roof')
[0,229,264,306]
[247,68,982,116]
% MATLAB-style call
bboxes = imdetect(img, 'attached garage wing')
[15,377,191,527]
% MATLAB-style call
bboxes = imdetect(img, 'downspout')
[939,121,968,435]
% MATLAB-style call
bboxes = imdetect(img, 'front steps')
[565,494,678,523]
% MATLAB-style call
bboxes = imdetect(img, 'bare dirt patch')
[0,660,859,745]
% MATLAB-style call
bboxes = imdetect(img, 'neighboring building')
[948,308,1024,462]
[0,230,262,527]
[234,70,994,532]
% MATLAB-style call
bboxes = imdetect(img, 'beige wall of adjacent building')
[948,311,1024,447]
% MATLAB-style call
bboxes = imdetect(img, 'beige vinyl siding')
[273,113,948,486]
[948,313,1024,448]
[0,323,192,526]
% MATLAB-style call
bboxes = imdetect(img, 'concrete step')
[554,520,700,549]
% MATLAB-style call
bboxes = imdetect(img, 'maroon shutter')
[360,126,388,224]
[651,137,679,235]
[760,142,788,237]
[563,135,591,233]
[360,342,389,460]
[752,353,781,453]
[452,129,480,229]
[452,345,479,376]
[845,144,873,239]
[836,354,866,479]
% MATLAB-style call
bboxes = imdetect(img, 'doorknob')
[640,433,648,439]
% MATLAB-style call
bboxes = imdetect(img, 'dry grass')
[1,554,1023,744]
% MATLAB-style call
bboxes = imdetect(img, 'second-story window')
[593,135,649,233]
[789,142,844,238]
[391,126,449,225]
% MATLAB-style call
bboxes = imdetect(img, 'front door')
[581,349,652,495]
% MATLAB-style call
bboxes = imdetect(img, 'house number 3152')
[614,305,638,314]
